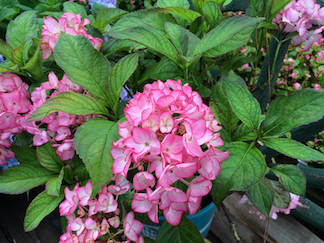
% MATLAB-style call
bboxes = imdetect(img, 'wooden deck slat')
[0,190,323,243]
[0,192,61,243]
[209,192,324,243]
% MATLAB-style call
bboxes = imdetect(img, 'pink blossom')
[99,218,109,235]
[33,130,49,146]
[70,217,85,236]
[53,139,75,160]
[241,63,249,69]
[160,187,188,226]
[77,181,92,206]
[40,13,102,60]
[108,183,130,195]
[55,126,72,141]
[41,71,59,90]
[198,147,229,180]
[132,188,159,223]
[123,127,160,162]
[158,163,197,188]
[314,84,322,90]
[161,134,183,164]
[84,218,100,241]
[123,212,144,242]
[108,215,120,228]
[294,83,301,89]
[59,230,79,243]
[59,184,79,216]
[133,172,155,191]
[186,176,212,198]
[111,146,133,177]
[94,192,118,213]
[0,145,15,165]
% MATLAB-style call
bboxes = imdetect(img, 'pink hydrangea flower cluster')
[59,181,144,243]
[238,193,303,220]
[0,72,95,162]
[272,0,324,51]
[40,12,103,60]
[21,71,96,160]
[0,73,31,164]
[111,80,229,226]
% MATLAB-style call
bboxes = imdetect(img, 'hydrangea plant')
[0,0,324,242]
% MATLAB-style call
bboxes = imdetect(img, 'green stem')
[271,40,282,73]
[184,67,189,81]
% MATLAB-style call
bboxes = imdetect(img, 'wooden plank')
[0,192,61,243]
[209,192,324,243]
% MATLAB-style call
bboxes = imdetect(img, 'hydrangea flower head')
[111,80,229,226]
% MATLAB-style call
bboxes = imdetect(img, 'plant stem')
[180,178,190,186]
[220,202,241,242]
[184,67,189,81]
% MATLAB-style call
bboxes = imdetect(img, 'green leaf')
[156,216,205,243]
[74,117,120,197]
[102,38,145,57]
[191,16,263,56]
[96,8,128,23]
[10,145,40,167]
[0,164,55,194]
[24,190,64,231]
[220,52,262,75]
[0,59,18,73]
[203,2,222,26]
[270,164,306,196]
[156,7,201,23]
[22,39,43,80]
[109,10,148,32]
[191,0,225,14]
[269,180,291,209]
[0,39,13,61]
[0,7,16,21]
[144,238,157,243]
[222,0,250,11]
[108,27,179,64]
[141,56,182,82]
[268,0,291,22]
[28,92,110,121]
[211,141,266,204]
[261,138,324,162]
[107,52,139,115]
[93,8,127,32]
[63,1,87,17]
[11,41,27,65]
[37,142,63,173]
[249,0,266,14]
[204,23,256,57]
[222,71,261,129]
[263,89,324,136]
[0,0,19,8]
[259,116,278,130]
[165,22,189,56]
[253,35,290,112]
[54,33,111,107]
[233,123,258,141]
[64,165,74,184]
[47,0,55,6]
[246,178,273,217]
[158,0,189,9]
[210,81,239,134]
[45,167,64,197]
[6,11,38,49]
[142,11,177,32]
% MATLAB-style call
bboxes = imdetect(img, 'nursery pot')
[141,202,216,240]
